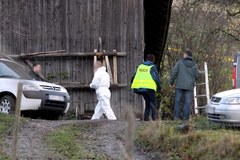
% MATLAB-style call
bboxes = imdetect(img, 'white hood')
[214,89,240,98]
[90,66,110,89]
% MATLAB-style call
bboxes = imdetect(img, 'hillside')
[1,114,240,160]
[1,114,161,160]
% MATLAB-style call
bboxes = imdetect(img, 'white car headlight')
[222,97,240,104]
[22,83,39,91]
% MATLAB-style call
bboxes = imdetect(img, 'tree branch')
[226,10,240,17]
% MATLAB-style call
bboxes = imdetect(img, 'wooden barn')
[0,0,172,119]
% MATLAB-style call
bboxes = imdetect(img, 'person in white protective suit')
[90,61,117,120]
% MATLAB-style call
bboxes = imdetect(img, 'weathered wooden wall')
[0,0,144,119]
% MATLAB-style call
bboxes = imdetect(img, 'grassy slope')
[0,114,15,160]
[0,113,29,160]
[45,124,109,160]
[3,114,239,159]
[136,116,240,160]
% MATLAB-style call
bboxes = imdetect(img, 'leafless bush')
[163,0,240,93]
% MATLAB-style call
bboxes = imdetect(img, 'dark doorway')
[144,0,173,69]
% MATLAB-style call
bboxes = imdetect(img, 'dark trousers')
[140,91,157,121]
[174,89,193,120]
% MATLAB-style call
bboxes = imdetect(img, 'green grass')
[0,113,29,160]
[136,116,240,160]
[0,113,16,160]
[45,124,108,160]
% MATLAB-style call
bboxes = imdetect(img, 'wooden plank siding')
[0,0,144,119]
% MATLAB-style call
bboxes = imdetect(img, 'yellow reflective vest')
[131,64,157,91]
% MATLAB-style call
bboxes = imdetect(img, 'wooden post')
[124,108,135,159]
[93,49,98,73]
[113,50,118,84]
[102,50,106,66]
[98,37,103,52]
[11,82,23,160]
[104,51,113,84]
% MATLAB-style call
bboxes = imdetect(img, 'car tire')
[0,95,16,114]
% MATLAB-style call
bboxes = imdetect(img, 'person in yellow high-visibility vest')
[131,54,161,121]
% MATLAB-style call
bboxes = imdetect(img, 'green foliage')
[136,116,240,160]
[46,73,56,81]
[0,114,29,160]
[191,116,223,131]
[47,71,70,81]
[59,71,69,80]
[0,113,15,135]
[60,113,77,120]
[157,77,175,120]
[0,113,15,160]
[46,125,84,159]
[45,124,108,160]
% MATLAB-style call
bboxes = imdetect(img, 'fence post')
[124,108,135,160]
[11,82,23,160]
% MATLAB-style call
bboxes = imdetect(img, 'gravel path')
[5,120,75,160]
[4,120,163,160]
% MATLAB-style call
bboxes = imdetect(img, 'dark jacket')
[169,57,199,91]
[29,70,46,81]
[131,61,161,92]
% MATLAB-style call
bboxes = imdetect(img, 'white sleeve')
[90,73,100,89]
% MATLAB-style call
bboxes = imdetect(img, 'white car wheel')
[0,96,15,114]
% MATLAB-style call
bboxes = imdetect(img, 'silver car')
[207,89,240,126]
[0,59,70,119]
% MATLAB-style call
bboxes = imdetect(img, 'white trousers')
[91,88,117,120]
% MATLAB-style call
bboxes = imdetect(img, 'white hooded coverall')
[90,66,117,120]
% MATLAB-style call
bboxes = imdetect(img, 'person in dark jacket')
[131,54,161,121]
[29,63,47,81]
[170,50,199,121]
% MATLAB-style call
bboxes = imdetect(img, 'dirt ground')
[4,120,163,160]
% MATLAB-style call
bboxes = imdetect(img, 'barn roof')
[144,0,173,69]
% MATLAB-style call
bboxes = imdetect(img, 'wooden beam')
[113,50,118,84]
[24,59,33,68]
[58,82,127,89]
[21,50,65,57]
[9,51,127,59]
[105,54,113,84]
[9,50,65,58]
[0,53,14,61]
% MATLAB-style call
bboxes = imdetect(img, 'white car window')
[0,61,32,80]
[0,62,20,78]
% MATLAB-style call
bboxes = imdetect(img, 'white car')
[207,89,240,126]
[0,59,70,119]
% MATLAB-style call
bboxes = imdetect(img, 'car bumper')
[207,103,240,126]
[22,90,70,113]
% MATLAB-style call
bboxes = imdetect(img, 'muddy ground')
[4,120,164,160]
